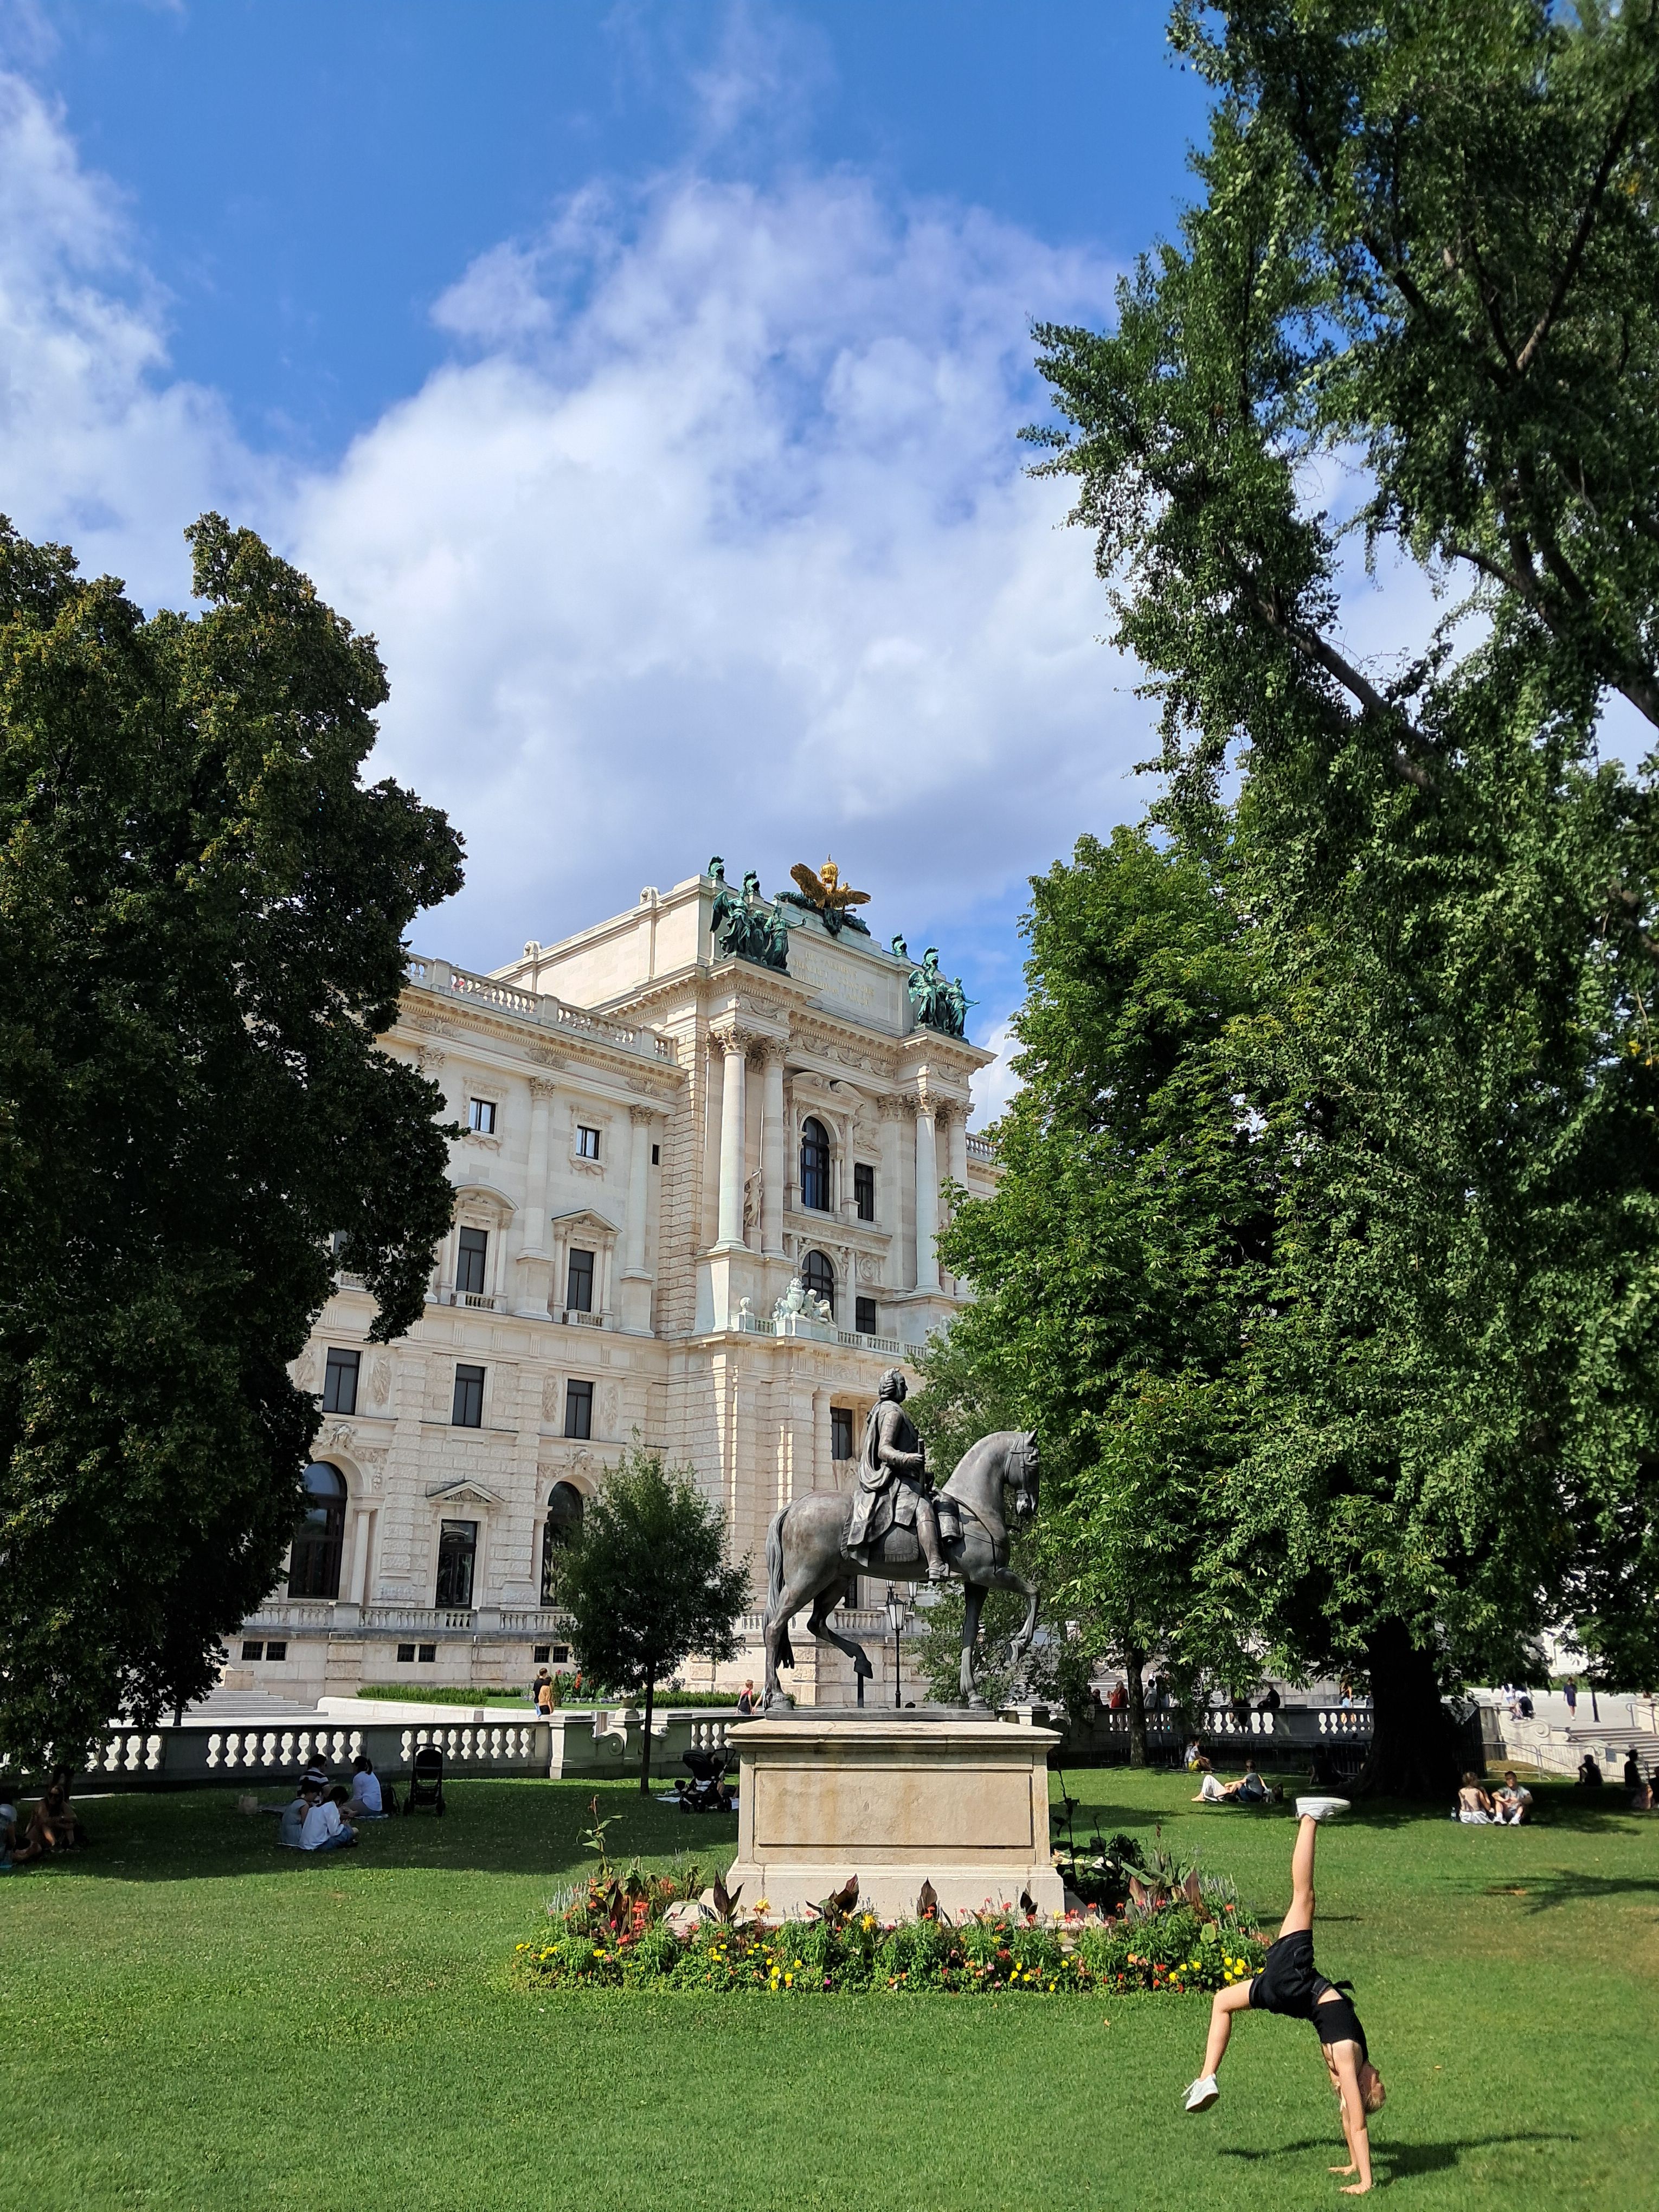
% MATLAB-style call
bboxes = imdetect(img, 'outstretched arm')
[1328,2045,1373,2194]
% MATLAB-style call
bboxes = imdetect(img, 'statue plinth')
[724,1711,1064,1922]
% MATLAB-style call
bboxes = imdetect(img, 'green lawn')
[4,1767,1654,2210]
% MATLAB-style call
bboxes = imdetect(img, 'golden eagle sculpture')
[781,855,873,937]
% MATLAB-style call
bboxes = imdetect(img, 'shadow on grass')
[1221,2132,1578,2180]
[11,1779,738,1885]
[1502,1868,1659,1914]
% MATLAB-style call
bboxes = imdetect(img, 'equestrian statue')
[760,1368,1040,1709]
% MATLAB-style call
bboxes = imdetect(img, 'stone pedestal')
[725,1711,1064,1921]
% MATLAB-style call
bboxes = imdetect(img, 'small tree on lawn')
[557,1447,750,1793]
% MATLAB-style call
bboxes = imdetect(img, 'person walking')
[1564,1676,1578,1718]
[1185,1803,1385,2195]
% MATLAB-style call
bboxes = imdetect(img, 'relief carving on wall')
[541,1375,561,1423]
[369,1355,393,1406]
[600,1384,621,1437]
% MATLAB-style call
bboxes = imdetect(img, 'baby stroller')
[406,1745,446,1817]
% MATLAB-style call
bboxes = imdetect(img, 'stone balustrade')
[406,954,677,1063]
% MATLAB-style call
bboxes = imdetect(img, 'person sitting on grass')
[12,1779,82,1862]
[299,1784,357,1854]
[0,1790,19,1872]
[1492,1772,1533,1825]
[345,1755,385,1820]
[1576,1753,1604,1789]
[1235,1758,1270,1804]
[1186,1804,1384,2195]
[1456,1772,1496,1823]
[277,1783,314,1849]
[1622,1749,1644,1793]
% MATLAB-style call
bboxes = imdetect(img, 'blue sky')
[3,2,1218,1115]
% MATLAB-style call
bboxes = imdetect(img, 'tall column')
[945,1103,969,1297]
[513,1078,557,1316]
[625,1106,652,1275]
[761,1044,786,1255]
[716,1026,748,1249]
[914,1097,940,1292]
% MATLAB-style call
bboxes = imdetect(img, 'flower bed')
[513,1864,1266,1997]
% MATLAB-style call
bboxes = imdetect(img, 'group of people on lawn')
[276,1753,387,1853]
[0,1766,86,1869]
[1570,1748,1659,1806]
[1187,1746,1280,1805]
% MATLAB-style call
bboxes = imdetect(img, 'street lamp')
[885,1584,907,1710]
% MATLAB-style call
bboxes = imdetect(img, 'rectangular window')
[565,1247,595,1313]
[855,1295,878,1337]
[435,1520,478,1609]
[831,1406,855,1461]
[264,1641,287,1662]
[854,1162,876,1221]
[456,1226,489,1297]
[532,1643,551,1663]
[418,1642,437,1663]
[241,1641,264,1662]
[452,1363,485,1427]
[576,1123,601,1159]
[468,1097,497,1134]
[396,1642,416,1663]
[651,1142,660,1166]
[321,1346,359,1414]
[564,1378,594,1441]
[551,1643,570,1663]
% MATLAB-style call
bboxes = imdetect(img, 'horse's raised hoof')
[966,1694,992,1714]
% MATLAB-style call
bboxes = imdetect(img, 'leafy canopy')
[0,516,463,1759]
[557,1448,751,1788]
[938,2,1659,1791]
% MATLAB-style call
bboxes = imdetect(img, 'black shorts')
[1249,1930,1368,2061]
[1249,1927,1320,2016]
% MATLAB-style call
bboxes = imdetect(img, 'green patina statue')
[906,946,975,1039]
[708,860,796,974]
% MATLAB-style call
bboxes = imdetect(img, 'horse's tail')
[766,1506,794,1671]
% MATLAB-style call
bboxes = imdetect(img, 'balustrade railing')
[406,954,677,1063]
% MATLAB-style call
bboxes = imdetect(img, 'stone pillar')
[625,1106,652,1274]
[879,1096,904,1274]
[514,1078,557,1315]
[620,1105,656,1334]
[914,1097,940,1293]
[716,1027,748,1249]
[944,1103,969,1296]
[760,1044,786,1255]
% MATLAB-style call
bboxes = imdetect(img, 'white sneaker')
[1295,1795,1352,1822]
[1185,2075,1220,2113]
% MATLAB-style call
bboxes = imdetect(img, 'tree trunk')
[1125,1643,1148,1769]
[1352,1618,1463,1801]
[639,1675,655,1795]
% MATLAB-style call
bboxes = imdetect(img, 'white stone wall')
[241,868,999,1699]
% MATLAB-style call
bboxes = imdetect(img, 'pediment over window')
[548,1206,620,1238]
[424,1477,503,1507]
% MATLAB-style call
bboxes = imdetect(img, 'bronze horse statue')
[761,1430,1040,1709]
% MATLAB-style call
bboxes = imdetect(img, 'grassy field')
[4,1766,1654,2211]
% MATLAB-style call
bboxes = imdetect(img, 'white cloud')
[968,1015,1021,1132]
[0,71,267,602]
[290,171,1150,968]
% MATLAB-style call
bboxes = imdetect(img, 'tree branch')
[1514,91,1641,376]
[1245,583,1437,792]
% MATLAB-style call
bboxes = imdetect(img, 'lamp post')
[885,1584,907,1710]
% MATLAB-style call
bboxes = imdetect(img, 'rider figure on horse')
[845,1369,950,1581]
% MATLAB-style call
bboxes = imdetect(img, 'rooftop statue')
[779,855,873,937]
[709,861,798,974]
[906,946,975,1039]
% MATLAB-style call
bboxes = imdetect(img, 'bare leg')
[1279,1812,1319,1935]
[1201,1980,1255,2075]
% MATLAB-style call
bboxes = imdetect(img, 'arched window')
[540,1481,585,1605]
[800,1116,831,1211]
[288,1462,347,1599]
[801,1248,835,1319]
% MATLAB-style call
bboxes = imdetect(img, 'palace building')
[228,861,997,1703]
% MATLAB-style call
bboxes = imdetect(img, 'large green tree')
[1008,0,1659,1791]
[0,517,463,1761]
[557,1448,751,1792]
[926,826,1270,1760]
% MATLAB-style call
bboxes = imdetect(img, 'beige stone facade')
[228,866,995,1705]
